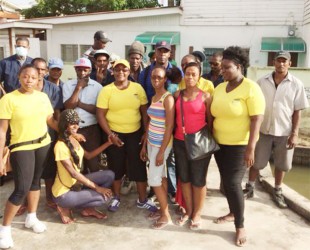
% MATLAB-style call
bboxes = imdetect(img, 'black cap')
[192,51,206,62]
[94,31,112,43]
[155,41,171,51]
[274,51,291,60]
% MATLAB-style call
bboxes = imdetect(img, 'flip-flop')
[56,206,75,224]
[213,216,234,224]
[152,220,172,230]
[189,220,202,230]
[147,212,161,221]
[81,209,108,219]
[176,215,190,227]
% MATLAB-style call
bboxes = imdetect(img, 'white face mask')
[15,46,28,57]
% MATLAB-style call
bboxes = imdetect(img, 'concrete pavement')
[1,156,310,250]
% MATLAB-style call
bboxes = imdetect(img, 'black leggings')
[214,144,246,228]
[9,144,50,205]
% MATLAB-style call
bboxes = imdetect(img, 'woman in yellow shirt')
[0,65,58,248]
[211,46,265,247]
[52,109,114,224]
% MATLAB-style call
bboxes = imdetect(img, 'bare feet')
[56,206,75,224]
[213,213,234,224]
[81,208,107,219]
[235,228,247,247]
[46,200,57,209]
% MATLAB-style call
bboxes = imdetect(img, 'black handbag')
[180,91,219,161]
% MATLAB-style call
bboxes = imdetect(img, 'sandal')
[147,212,161,221]
[152,220,172,230]
[81,208,107,219]
[189,220,201,230]
[56,206,75,224]
[213,215,234,224]
[176,215,190,227]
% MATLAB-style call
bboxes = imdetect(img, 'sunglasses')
[209,62,220,66]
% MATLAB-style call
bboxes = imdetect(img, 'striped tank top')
[147,92,171,147]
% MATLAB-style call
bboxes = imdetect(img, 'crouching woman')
[52,109,114,224]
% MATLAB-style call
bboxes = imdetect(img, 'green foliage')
[21,0,160,18]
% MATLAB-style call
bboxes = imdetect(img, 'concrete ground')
[1,156,310,250]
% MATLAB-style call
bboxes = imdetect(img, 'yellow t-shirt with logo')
[52,140,84,197]
[0,90,53,152]
[178,77,214,95]
[96,81,148,133]
[211,78,265,145]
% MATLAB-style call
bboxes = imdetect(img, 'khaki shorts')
[253,133,294,172]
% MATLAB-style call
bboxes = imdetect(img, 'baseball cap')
[94,31,112,43]
[94,49,110,59]
[48,58,64,69]
[113,59,130,69]
[155,41,171,51]
[74,58,92,68]
[274,51,291,60]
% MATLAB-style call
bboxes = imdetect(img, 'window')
[0,47,4,60]
[267,52,298,67]
[61,44,78,63]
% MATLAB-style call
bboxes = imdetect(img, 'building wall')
[181,0,304,26]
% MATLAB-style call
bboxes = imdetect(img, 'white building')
[0,0,309,82]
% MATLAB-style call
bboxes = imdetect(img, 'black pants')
[214,144,246,228]
[9,144,50,205]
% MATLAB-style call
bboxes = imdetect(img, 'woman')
[52,109,115,224]
[140,67,175,229]
[96,59,157,213]
[173,62,212,230]
[0,65,58,249]
[211,46,265,247]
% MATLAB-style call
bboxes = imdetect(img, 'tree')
[21,0,160,18]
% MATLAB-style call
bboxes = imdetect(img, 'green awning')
[261,37,306,52]
[135,32,180,45]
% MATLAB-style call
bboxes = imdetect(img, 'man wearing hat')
[90,49,114,86]
[128,41,146,82]
[83,31,112,60]
[243,51,309,208]
[62,58,103,173]
[45,58,65,88]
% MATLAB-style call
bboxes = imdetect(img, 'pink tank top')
[174,90,207,141]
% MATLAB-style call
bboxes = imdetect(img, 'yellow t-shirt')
[96,81,148,133]
[0,90,53,152]
[178,77,214,95]
[52,140,84,197]
[211,78,265,145]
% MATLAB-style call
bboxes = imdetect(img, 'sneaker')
[243,183,254,199]
[120,177,133,195]
[0,228,14,249]
[136,199,158,212]
[25,217,47,233]
[108,197,120,212]
[273,188,288,209]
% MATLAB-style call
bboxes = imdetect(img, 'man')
[202,52,224,88]
[178,54,214,95]
[83,31,112,61]
[32,58,63,208]
[45,58,65,87]
[90,49,114,86]
[243,51,309,208]
[139,41,179,201]
[0,37,33,93]
[62,58,103,173]
[128,41,145,82]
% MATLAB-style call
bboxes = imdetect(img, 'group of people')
[0,29,308,248]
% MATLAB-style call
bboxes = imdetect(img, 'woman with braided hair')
[52,109,114,224]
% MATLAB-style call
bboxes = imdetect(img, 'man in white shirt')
[243,51,309,208]
[62,58,103,173]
